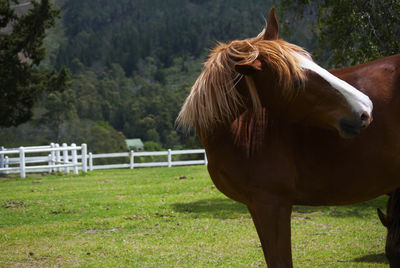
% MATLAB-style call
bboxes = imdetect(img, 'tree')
[0,0,68,127]
[39,89,77,142]
[280,0,400,67]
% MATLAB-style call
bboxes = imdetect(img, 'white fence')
[0,143,87,178]
[0,143,206,178]
[88,149,207,171]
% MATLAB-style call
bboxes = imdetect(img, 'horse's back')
[331,54,400,103]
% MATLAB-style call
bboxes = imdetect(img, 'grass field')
[0,166,389,267]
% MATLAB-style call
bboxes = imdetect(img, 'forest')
[1,0,399,153]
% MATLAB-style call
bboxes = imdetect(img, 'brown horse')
[378,190,400,267]
[177,7,400,267]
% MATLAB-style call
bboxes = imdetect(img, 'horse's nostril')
[360,112,369,122]
[359,112,372,129]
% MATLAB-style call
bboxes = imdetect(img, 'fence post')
[0,146,4,170]
[89,152,93,171]
[81,143,87,173]
[19,147,26,178]
[48,154,52,174]
[168,149,172,168]
[55,143,60,172]
[50,143,55,173]
[204,151,208,166]
[71,143,78,175]
[4,156,9,175]
[62,143,69,174]
[130,150,134,169]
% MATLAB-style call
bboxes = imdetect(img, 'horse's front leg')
[248,201,293,268]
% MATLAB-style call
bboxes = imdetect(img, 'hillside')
[55,0,275,73]
[2,0,301,151]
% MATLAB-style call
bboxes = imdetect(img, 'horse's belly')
[294,166,400,206]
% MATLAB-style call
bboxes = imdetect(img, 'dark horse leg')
[377,190,400,267]
[248,202,293,268]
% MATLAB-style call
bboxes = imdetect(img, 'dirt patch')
[50,209,75,215]
[3,201,26,208]
[175,176,194,180]
[83,227,120,234]
[154,212,176,218]
[124,215,143,220]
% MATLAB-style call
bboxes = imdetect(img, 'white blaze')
[298,55,373,116]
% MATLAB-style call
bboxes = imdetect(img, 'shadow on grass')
[293,195,389,218]
[352,253,387,264]
[172,195,389,219]
[171,198,248,219]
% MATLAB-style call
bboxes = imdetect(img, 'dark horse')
[177,7,400,267]
[378,190,400,267]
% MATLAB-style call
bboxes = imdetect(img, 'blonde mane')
[176,33,309,137]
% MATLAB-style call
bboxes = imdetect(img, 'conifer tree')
[0,0,68,127]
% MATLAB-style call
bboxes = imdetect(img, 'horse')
[177,7,400,267]
[378,190,400,267]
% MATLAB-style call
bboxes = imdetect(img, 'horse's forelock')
[258,40,308,98]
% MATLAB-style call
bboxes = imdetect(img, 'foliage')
[0,167,390,266]
[0,0,69,127]
[279,0,400,67]
[57,120,127,154]
[63,60,196,148]
[38,89,77,142]
[55,0,274,73]
[144,141,163,151]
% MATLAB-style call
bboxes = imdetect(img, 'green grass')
[0,166,389,267]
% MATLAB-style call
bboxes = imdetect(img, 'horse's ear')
[235,59,263,75]
[377,208,389,227]
[263,7,279,40]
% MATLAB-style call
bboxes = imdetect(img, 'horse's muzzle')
[338,112,372,138]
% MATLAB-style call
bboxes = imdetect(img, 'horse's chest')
[205,144,297,205]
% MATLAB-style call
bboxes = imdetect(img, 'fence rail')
[88,149,207,171]
[0,143,206,178]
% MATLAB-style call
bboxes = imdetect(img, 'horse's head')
[177,7,373,139]
[234,8,373,138]
[378,191,400,267]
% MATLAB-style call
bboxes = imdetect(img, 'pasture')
[0,166,389,267]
